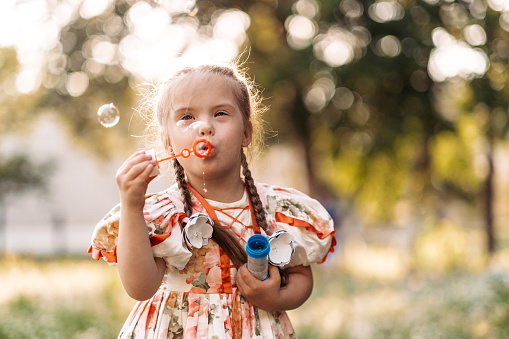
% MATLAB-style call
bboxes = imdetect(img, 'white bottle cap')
[145,149,160,177]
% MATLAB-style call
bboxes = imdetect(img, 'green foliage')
[0,256,131,339]
[295,270,509,339]
[2,256,509,338]
[0,154,54,198]
[0,295,120,339]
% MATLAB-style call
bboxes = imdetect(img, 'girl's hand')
[235,264,313,312]
[236,264,282,311]
[116,151,157,210]
[116,150,165,301]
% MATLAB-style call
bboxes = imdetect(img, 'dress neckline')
[187,184,261,235]
[203,189,248,208]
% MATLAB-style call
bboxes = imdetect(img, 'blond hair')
[136,64,288,281]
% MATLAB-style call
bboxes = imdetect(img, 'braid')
[172,157,248,266]
[241,149,272,236]
[172,159,193,217]
[241,150,289,285]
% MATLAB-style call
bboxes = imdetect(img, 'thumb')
[267,264,281,285]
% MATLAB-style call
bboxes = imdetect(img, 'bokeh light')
[368,0,405,23]
[285,15,317,49]
[464,24,487,46]
[313,27,356,67]
[373,35,401,57]
[428,28,489,82]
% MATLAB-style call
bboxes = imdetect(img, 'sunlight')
[340,0,364,18]
[428,28,489,82]
[213,10,250,46]
[0,0,252,89]
[126,2,171,41]
[373,35,401,57]
[304,74,336,112]
[368,0,404,23]
[119,6,249,81]
[314,27,356,67]
[66,71,89,97]
[464,24,487,46]
[293,0,319,18]
[79,0,113,19]
[15,68,41,94]
[286,15,317,49]
[91,39,117,65]
[341,237,411,280]
[488,0,509,12]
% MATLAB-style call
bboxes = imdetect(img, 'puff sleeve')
[88,188,192,270]
[261,184,336,267]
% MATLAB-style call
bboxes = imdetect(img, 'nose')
[197,121,214,137]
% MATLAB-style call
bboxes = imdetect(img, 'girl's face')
[164,72,252,183]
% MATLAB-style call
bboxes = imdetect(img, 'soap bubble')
[176,120,206,133]
[176,120,190,132]
[184,0,198,16]
[97,103,120,128]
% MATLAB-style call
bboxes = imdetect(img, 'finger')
[122,152,156,179]
[117,151,152,176]
[235,264,254,293]
[266,265,281,286]
[235,264,248,288]
[142,163,158,183]
[240,264,261,287]
[118,161,150,184]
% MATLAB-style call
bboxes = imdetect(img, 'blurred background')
[2,0,509,337]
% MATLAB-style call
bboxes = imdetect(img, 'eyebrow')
[172,102,238,114]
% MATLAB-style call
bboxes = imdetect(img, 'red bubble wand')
[147,139,212,177]
[157,139,212,162]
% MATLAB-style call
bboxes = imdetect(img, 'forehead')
[169,72,241,109]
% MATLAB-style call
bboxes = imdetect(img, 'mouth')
[193,139,214,158]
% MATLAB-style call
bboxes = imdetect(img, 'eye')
[215,110,228,117]
[180,113,194,120]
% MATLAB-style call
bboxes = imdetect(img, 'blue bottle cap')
[246,234,270,259]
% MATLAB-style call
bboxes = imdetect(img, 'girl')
[89,64,336,338]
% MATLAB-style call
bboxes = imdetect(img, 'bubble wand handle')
[146,139,212,177]
[157,139,212,163]
[246,234,270,280]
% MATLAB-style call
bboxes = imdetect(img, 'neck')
[187,173,245,203]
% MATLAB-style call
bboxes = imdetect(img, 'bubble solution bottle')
[246,234,270,280]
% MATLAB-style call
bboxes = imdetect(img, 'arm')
[116,151,167,301]
[235,264,313,312]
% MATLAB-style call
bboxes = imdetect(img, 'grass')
[1,250,509,338]
[0,254,133,339]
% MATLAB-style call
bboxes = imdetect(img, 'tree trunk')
[0,198,6,253]
[485,138,496,254]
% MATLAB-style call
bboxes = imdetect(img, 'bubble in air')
[97,103,120,128]
[184,0,198,16]
[176,120,207,133]
[176,120,190,132]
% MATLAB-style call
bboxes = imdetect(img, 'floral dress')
[88,183,336,339]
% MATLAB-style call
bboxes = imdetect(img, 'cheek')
[170,133,196,154]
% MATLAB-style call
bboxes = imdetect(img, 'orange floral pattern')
[90,183,335,338]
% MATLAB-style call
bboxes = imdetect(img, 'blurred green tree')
[0,48,54,252]
[419,0,509,253]
[243,0,509,255]
[0,154,53,251]
[14,0,506,254]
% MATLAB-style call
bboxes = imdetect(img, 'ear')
[242,121,253,147]
[161,130,173,152]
